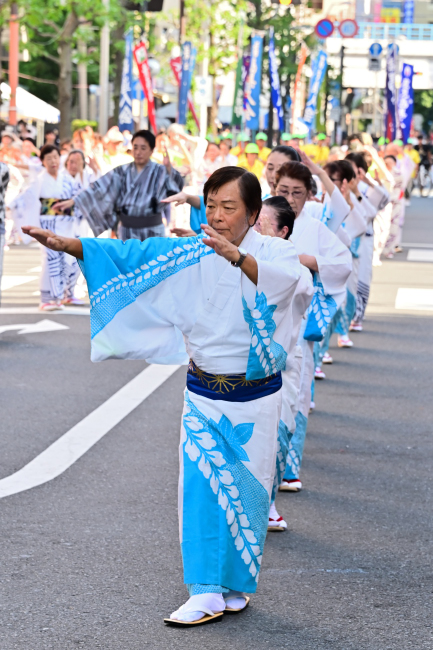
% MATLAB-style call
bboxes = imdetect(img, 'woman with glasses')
[273,161,352,493]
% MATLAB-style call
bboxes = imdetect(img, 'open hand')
[170,227,196,237]
[201,224,239,262]
[21,226,68,251]
[161,191,187,206]
[52,198,74,213]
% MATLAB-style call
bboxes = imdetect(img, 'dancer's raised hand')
[21,226,83,259]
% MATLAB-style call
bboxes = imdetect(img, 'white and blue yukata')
[282,209,352,483]
[78,227,301,595]
[271,265,314,500]
[354,180,390,325]
[10,169,82,303]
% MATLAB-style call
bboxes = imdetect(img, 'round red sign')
[338,19,359,38]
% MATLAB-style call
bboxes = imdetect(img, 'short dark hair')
[203,166,262,223]
[275,161,312,192]
[40,144,60,161]
[132,129,155,150]
[384,154,397,164]
[324,160,356,182]
[345,151,369,173]
[263,196,295,240]
[66,149,86,166]
[269,145,302,162]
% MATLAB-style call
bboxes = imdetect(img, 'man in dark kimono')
[54,130,184,241]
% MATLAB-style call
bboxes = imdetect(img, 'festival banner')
[302,50,327,130]
[133,41,157,134]
[398,63,414,144]
[232,55,244,127]
[402,0,414,23]
[245,34,264,131]
[291,44,308,133]
[118,30,134,132]
[242,54,251,111]
[385,44,398,142]
[268,28,284,132]
[178,41,196,125]
[170,57,200,129]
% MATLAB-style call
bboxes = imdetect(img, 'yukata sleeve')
[343,199,367,241]
[242,238,301,380]
[189,196,207,234]
[326,186,350,233]
[315,222,352,306]
[78,234,212,363]
[74,168,122,236]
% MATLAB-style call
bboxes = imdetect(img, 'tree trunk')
[58,12,79,140]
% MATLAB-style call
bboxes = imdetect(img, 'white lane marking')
[0,307,90,316]
[28,266,42,272]
[395,288,433,311]
[407,248,433,263]
[0,364,180,499]
[1,275,37,291]
[0,319,69,335]
[402,242,433,249]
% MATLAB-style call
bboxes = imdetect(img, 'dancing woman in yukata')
[23,166,302,627]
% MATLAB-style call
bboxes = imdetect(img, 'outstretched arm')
[21,226,83,260]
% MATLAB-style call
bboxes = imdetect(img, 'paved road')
[0,199,432,649]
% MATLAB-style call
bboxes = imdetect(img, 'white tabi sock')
[224,590,248,610]
[170,593,226,622]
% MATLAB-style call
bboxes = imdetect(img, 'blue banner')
[268,28,284,132]
[178,41,196,125]
[302,50,327,130]
[398,63,414,144]
[402,0,414,23]
[385,45,398,142]
[245,34,264,131]
[118,30,134,132]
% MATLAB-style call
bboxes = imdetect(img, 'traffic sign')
[315,18,334,39]
[387,43,400,55]
[338,19,359,38]
[369,42,383,57]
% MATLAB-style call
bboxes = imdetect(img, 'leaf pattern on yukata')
[182,392,262,580]
[242,291,287,380]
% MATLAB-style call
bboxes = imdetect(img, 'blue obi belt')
[187,359,282,403]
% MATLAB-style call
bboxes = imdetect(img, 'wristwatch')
[231,247,248,268]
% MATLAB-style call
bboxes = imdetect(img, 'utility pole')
[78,40,88,121]
[99,0,110,133]
[179,0,186,45]
[8,2,19,126]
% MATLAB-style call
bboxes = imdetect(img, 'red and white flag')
[133,42,157,134]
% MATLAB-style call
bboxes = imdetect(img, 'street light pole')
[8,2,19,127]
[99,0,110,133]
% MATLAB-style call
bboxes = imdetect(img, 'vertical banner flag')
[268,28,284,132]
[119,30,134,132]
[242,54,251,110]
[178,41,196,125]
[245,34,264,131]
[170,56,200,128]
[385,44,398,142]
[232,55,244,127]
[302,50,327,130]
[133,41,157,134]
[398,63,414,144]
[402,0,414,23]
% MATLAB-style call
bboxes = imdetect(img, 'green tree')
[15,0,135,138]
[414,89,433,133]
[184,0,248,134]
